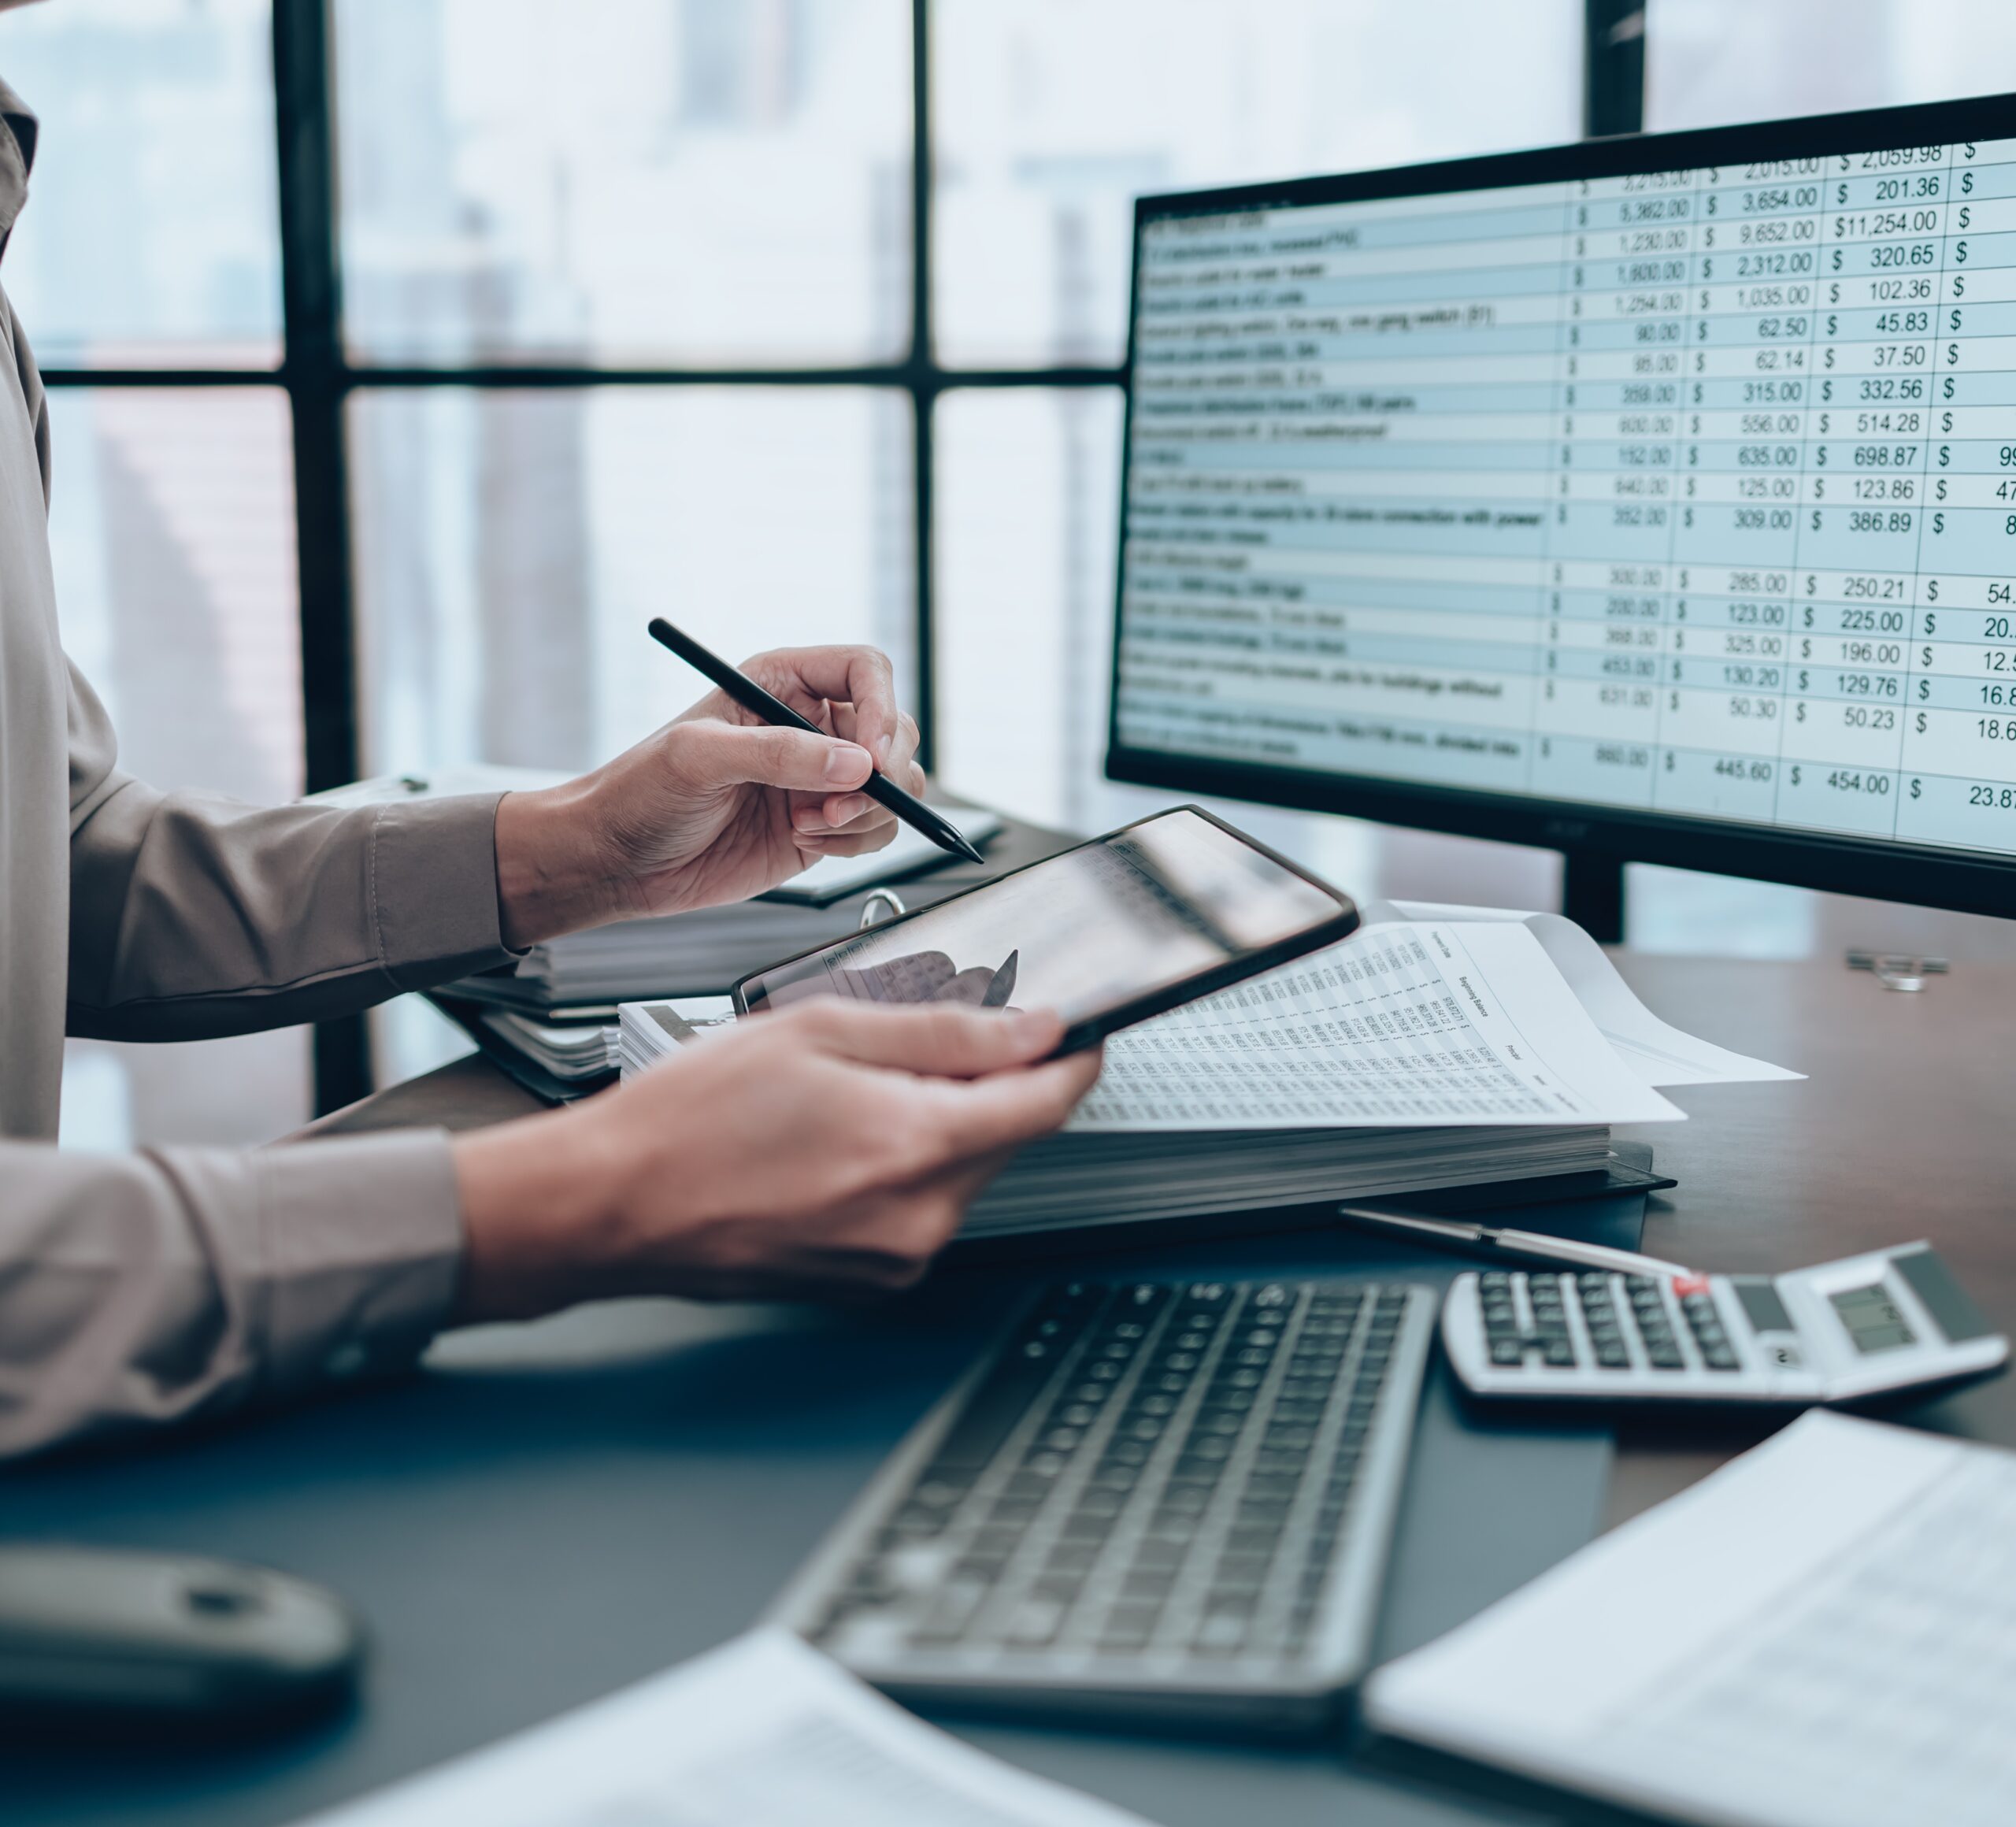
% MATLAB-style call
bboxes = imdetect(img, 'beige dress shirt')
[0,82,517,1458]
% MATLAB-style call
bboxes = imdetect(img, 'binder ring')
[858,889,906,930]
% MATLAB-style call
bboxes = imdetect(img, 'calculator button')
[1701,1344,1741,1372]
[1594,1343,1631,1369]
[1540,1339,1577,1369]
[1645,1342,1685,1370]
[1488,1340,1523,1367]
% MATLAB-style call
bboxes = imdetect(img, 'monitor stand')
[1562,850,1625,945]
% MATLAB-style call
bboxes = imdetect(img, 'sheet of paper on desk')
[1373,899,1803,1088]
[1364,1410,2016,1827]
[296,1629,1154,1827]
[1073,920,1686,1131]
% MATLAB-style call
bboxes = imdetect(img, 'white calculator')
[1442,1241,2008,1406]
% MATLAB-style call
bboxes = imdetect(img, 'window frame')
[36,0,1636,1113]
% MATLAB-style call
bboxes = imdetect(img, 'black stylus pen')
[646,617,985,867]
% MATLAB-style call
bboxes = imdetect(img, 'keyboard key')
[1214,1553,1271,1591]
[910,1578,990,1646]
[1097,1602,1162,1651]
[1005,1598,1066,1647]
[1193,1604,1254,1654]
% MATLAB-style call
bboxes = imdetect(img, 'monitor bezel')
[1104,91,2016,921]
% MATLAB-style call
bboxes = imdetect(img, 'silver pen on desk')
[1335,1205,1697,1279]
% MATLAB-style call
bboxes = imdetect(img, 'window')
[46,386,310,1151]
[38,2,1944,1143]
[933,0,1581,367]
[351,387,914,774]
[1647,0,2016,133]
[2,0,281,367]
[332,0,912,365]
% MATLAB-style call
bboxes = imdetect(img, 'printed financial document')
[1374,899,1803,1088]
[296,1629,1152,1827]
[1366,1411,2016,1827]
[1073,920,1684,1131]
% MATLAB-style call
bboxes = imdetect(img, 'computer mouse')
[0,1543,365,1732]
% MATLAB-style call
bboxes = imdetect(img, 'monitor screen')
[1108,96,2016,916]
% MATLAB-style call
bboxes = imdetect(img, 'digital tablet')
[733,806,1359,1054]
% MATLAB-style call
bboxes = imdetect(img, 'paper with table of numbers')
[296,1629,1153,1827]
[1070,918,1685,1131]
[1372,899,1803,1089]
[1365,1410,2016,1827]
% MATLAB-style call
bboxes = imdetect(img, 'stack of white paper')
[474,1012,616,1083]
[296,1629,1154,1827]
[617,906,1796,1238]
[613,996,735,1077]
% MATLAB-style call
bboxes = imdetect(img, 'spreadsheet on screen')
[1114,135,2016,860]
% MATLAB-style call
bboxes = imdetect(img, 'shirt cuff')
[237,1128,465,1395]
[370,792,524,987]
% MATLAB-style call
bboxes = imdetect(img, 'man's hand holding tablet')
[451,810,1351,1316]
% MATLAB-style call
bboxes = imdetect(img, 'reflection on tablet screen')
[747,810,1340,1024]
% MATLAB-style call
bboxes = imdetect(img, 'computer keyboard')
[770,1276,1437,1732]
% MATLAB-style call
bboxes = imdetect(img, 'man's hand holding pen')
[491,643,925,949]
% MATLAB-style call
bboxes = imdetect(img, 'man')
[0,72,1099,1459]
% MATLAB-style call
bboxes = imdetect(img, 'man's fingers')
[796,827,895,859]
[745,646,902,769]
[795,999,1065,1078]
[791,791,894,832]
[924,1048,1104,1158]
[676,719,870,794]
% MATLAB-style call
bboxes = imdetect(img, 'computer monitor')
[1106,94,2016,921]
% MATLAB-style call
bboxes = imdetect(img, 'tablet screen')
[738,809,1352,1028]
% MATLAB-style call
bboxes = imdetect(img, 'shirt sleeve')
[65,660,518,1041]
[0,1128,464,1461]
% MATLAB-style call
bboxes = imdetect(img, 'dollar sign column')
[1896,134,2016,845]
[1529,166,1700,811]
[1777,146,1947,838]
[1653,160,1821,825]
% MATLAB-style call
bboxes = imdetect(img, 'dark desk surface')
[1606,953,2016,1525]
[11,948,2011,1826]
[312,949,2016,1525]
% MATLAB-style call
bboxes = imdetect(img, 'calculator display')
[1829,1284,1918,1356]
